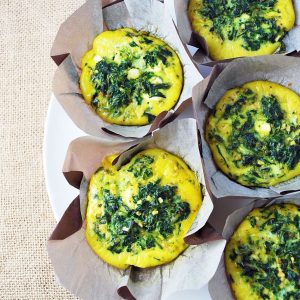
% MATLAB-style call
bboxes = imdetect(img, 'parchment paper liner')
[191,55,300,217]
[51,0,202,140]
[164,0,300,65]
[208,192,300,300]
[47,118,226,300]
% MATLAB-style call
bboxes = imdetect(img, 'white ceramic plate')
[43,94,86,220]
[44,2,211,297]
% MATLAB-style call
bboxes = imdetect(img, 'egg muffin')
[205,81,300,187]
[188,0,295,60]
[85,148,202,269]
[225,204,300,300]
[80,28,183,126]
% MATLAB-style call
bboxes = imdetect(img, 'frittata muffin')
[205,81,300,187]
[225,204,300,300]
[188,0,295,60]
[85,148,202,269]
[80,28,183,125]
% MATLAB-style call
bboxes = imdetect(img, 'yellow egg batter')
[188,0,295,60]
[205,81,300,187]
[80,28,183,125]
[85,148,202,269]
[225,204,300,300]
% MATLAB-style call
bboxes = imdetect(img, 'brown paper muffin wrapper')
[208,192,300,300]
[191,55,300,229]
[165,0,300,65]
[51,0,202,140]
[47,118,226,300]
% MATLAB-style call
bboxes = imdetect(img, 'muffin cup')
[192,55,300,227]
[51,0,202,140]
[165,0,300,64]
[208,193,300,300]
[188,55,300,232]
[47,118,226,300]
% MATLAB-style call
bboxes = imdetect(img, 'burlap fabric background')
[0,1,85,298]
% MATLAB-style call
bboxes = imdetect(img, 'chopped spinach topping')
[102,189,122,221]
[142,79,171,98]
[127,155,154,179]
[249,216,257,227]
[129,41,138,47]
[142,36,154,44]
[207,129,224,143]
[90,59,171,116]
[227,205,300,299]
[125,30,135,37]
[144,45,173,67]
[223,96,246,119]
[199,0,286,51]
[93,181,191,254]
[261,95,284,127]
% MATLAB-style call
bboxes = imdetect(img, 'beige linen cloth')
[0,0,85,298]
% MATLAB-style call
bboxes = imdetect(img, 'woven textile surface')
[0,1,84,298]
